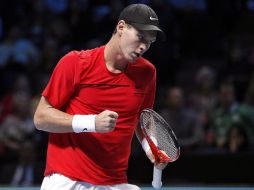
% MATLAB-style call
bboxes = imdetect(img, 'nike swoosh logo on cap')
[150,16,158,21]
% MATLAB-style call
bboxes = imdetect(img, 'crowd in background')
[0,0,254,186]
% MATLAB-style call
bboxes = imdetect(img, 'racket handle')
[152,165,162,189]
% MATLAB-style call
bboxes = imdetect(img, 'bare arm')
[33,96,119,133]
[33,96,74,133]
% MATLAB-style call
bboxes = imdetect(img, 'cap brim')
[131,23,166,42]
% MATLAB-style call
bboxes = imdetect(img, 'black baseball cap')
[118,4,166,41]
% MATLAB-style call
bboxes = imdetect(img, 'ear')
[116,20,126,36]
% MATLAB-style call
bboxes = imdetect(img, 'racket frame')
[140,108,180,163]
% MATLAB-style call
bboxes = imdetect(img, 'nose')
[139,42,150,53]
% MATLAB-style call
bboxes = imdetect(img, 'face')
[166,87,183,109]
[117,21,157,62]
[219,84,235,107]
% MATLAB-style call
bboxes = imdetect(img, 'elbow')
[33,110,46,131]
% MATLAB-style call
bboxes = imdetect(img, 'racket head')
[140,108,180,163]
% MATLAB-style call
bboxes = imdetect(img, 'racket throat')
[145,136,171,163]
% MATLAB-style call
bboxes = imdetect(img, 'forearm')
[34,96,74,133]
[34,96,118,133]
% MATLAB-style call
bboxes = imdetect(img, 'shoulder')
[137,57,156,72]
[58,46,104,68]
[75,46,104,60]
[127,57,156,79]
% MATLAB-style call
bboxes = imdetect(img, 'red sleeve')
[136,67,156,140]
[42,51,81,109]
[140,67,156,111]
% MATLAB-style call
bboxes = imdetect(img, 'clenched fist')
[95,110,119,133]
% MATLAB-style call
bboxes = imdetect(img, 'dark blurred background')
[0,0,254,187]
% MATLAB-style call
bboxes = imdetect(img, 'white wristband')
[72,115,96,133]
[142,136,158,153]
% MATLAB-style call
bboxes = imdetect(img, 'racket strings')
[142,111,179,161]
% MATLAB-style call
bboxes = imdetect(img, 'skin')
[33,20,166,169]
[105,20,156,72]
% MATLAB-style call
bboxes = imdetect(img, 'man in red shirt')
[34,3,166,190]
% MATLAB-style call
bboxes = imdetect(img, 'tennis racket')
[138,108,180,189]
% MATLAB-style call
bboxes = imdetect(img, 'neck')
[104,35,128,73]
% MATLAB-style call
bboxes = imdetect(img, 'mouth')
[132,52,141,58]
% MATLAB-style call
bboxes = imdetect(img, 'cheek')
[121,32,138,49]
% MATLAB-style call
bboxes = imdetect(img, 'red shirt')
[42,46,156,185]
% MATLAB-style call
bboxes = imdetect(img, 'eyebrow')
[138,31,157,43]
[141,34,156,44]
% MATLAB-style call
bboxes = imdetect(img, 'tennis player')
[34,4,166,190]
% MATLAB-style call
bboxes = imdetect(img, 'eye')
[137,34,144,41]
[137,33,155,47]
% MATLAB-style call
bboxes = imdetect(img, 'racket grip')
[152,165,162,189]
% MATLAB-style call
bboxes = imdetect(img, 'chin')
[128,56,138,63]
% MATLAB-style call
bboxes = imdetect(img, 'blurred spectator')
[0,26,18,67]
[13,35,39,66]
[0,25,39,68]
[188,66,217,126]
[224,123,251,153]
[45,18,71,52]
[39,36,60,72]
[208,81,239,148]
[158,86,203,152]
[220,35,254,101]
[208,81,254,149]
[29,3,46,48]
[245,73,254,107]
[0,74,31,123]
[241,73,254,144]
[0,91,36,186]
